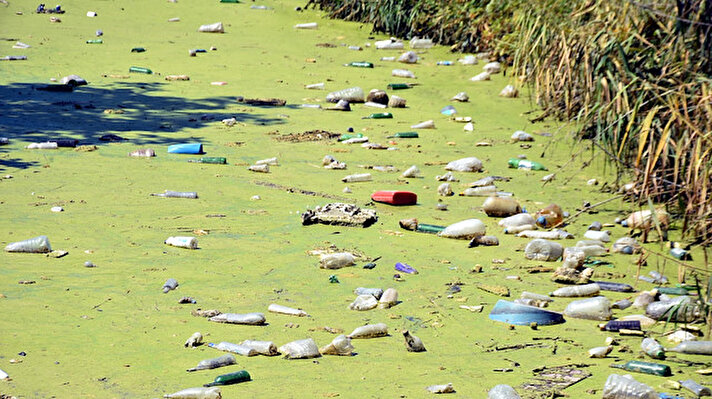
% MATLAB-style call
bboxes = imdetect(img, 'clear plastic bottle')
[341,173,372,183]
[165,236,198,249]
[208,342,257,357]
[151,191,198,199]
[534,204,563,227]
[488,384,521,399]
[326,87,364,103]
[164,387,221,399]
[602,374,657,399]
[4,235,52,253]
[187,354,236,372]
[679,379,712,396]
[564,296,612,321]
[392,69,415,78]
[641,338,665,359]
[550,283,601,297]
[668,341,712,355]
[162,278,179,293]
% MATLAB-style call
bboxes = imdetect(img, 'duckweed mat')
[0,1,709,398]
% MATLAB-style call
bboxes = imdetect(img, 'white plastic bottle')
[165,236,198,249]
[341,173,372,183]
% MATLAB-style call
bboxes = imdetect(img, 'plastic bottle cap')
[536,216,547,226]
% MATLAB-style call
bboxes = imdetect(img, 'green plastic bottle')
[338,133,363,141]
[416,223,446,234]
[220,0,240,3]
[656,286,691,296]
[610,361,671,377]
[363,112,393,119]
[344,62,374,68]
[203,370,251,387]
[508,158,547,171]
[86,39,103,44]
[387,132,418,138]
[190,157,227,164]
[387,83,411,90]
[129,66,153,74]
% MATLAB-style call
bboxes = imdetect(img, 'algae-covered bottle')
[387,132,418,138]
[203,370,251,387]
[344,61,374,68]
[189,157,226,164]
[610,360,671,377]
[508,158,547,171]
[362,112,393,119]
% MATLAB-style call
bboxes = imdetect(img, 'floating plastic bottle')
[129,66,152,74]
[446,157,483,172]
[375,39,404,49]
[668,341,712,355]
[411,120,435,129]
[203,370,251,387]
[198,22,225,32]
[208,342,257,357]
[378,288,398,308]
[86,39,103,44]
[387,83,412,90]
[348,323,388,339]
[610,361,671,377]
[535,204,564,228]
[680,379,712,397]
[349,294,378,311]
[240,340,278,356]
[209,313,266,325]
[319,252,355,269]
[594,281,635,292]
[460,186,497,197]
[426,383,455,393]
[641,338,665,359]
[602,374,657,399]
[395,262,418,274]
[341,173,372,183]
[488,384,521,399]
[392,69,415,78]
[646,298,700,322]
[344,61,373,68]
[363,112,393,119]
[168,143,203,154]
[437,61,454,66]
[508,158,547,171]
[388,132,418,139]
[185,332,203,348]
[438,219,486,239]
[164,387,222,399]
[326,87,365,103]
[162,278,179,293]
[521,291,553,302]
[499,213,536,228]
[584,230,611,242]
[27,142,58,149]
[268,304,308,317]
[5,235,52,253]
[409,37,433,49]
[190,157,226,164]
[403,330,426,352]
[279,338,321,359]
[482,197,521,217]
[319,335,354,356]
[165,236,198,249]
[294,22,317,29]
[589,346,613,358]
[516,229,573,239]
[187,354,236,372]
[550,283,601,298]
[151,191,198,199]
[564,296,612,321]
[524,239,563,261]
[600,320,641,332]
[354,287,384,299]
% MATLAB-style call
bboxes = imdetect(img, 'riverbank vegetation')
[308,0,712,246]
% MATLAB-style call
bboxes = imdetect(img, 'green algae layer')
[0,1,708,398]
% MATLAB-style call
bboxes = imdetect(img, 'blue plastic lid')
[536,216,547,226]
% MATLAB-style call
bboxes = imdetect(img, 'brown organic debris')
[274,129,340,143]
[476,284,510,297]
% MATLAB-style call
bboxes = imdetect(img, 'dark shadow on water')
[0,82,288,170]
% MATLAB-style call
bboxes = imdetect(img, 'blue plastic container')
[489,300,565,326]
[168,143,204,154]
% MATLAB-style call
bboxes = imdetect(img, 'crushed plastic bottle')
[162,278,179,293]
[602,374,657,399]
